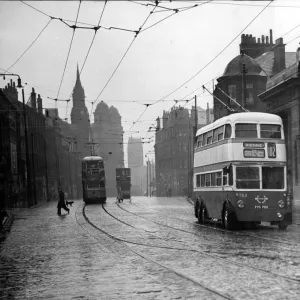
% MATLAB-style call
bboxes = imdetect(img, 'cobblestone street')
[1,197,300,300]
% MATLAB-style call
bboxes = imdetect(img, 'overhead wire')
[149,0,273,107]
[56,0,82,108]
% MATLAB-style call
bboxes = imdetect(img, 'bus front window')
[236,166,260,189]
[262,167,284,189]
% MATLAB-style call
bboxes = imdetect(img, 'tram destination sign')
[243,142,265,148]
[243,149,265,158]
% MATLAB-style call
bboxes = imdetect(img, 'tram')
[82,156,106,204]
[193,112,292,230]
[116,168,131,202]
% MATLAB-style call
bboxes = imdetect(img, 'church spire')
[76,63,80,83]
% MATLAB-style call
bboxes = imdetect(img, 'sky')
[1,0,300,165]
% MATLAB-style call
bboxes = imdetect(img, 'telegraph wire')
[56,0,82,107]
[93,2,160,108]
[3,18,53,74]
[150,0,273,107]
[65,1,108,122]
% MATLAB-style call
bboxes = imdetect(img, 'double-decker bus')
[82,156,106,204]
[193,112,292,230]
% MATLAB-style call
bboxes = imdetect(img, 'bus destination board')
[243,149,265,158]
[243,142,265,148]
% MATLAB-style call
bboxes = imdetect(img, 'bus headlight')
[237,200,244,208]
[278,200,285,208]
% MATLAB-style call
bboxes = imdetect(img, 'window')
[197,135,203,147]
[196,174,201,187]
[207,131,213,144]
[216,172,222,186]
[205,173,211,187]
[262,167,284,189]
[235,123,257,138]
[218,126,224,141]
[260,124,281,139]
[246,83,254,104]
[236,167,260,189]
[224,124,232,138]
[211,173,216,186]
[228,84,236,101]
[201,174,205,187]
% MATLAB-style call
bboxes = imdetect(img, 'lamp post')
[30,133,37,206]
[1,73,32,207]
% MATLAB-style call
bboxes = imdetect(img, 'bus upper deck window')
[235,123,257,138]
[224,124,232,138]
[260,124,282,139]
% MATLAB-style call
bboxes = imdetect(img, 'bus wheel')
[222,204,235,230]
[201,206,207,225]
[278,222,288,230]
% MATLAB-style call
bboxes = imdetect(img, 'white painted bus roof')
[82,156,103,161]
[196,112,282,136]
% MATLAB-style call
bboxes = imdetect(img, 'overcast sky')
[1,0,300,165]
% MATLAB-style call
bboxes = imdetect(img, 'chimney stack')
[31,88,37,110]
[270,29,273,44]
[273,38,286,74]
[37,94,43,114]
[2,79,18,104]
[262,35,265,44]
[156,117,160,131]
[266,36,269,44]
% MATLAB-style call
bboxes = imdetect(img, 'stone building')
[213,30,296,121]
[128,137,145,196]
[92,101,124,197]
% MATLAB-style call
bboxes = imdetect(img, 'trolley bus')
[82,156,106,204]
[193,112,292,230]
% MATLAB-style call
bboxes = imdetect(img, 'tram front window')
[262,167,284,189]
[236,166,260,189]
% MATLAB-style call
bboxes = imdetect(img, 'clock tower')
[70,65,91,157]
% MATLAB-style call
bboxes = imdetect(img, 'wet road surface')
[1,197,300,299]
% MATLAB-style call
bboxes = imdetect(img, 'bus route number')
[236,193,247,198]
[267,142,276,158]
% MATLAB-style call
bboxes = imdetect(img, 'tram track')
[101,203,300,284]
[130,202,300,248]
[80,204,234,300]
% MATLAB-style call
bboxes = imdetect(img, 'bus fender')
[222,199,235,214]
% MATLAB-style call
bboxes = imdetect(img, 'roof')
[254,51,296,77]
[222,54,264,77]
[196,112,282,136]
[82,156,103,161]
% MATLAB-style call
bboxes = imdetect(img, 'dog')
[66,201,74,207]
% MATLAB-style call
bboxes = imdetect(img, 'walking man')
[57,189,69,215]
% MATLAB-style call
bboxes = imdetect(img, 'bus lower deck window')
[262,167,284,189]
[236,166,260,189]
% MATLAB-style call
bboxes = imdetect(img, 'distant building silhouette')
[92,101,124,197]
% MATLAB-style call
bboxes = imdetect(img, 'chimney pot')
[266,36,269,44]
[258,38,261,44]
[262,35,265,44]
[270,29,273,44]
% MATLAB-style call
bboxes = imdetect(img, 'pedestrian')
[57,189,69,215]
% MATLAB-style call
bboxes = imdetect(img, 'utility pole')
[21,88,32,207]
[68,144,73,200]
[241,51,247,109]
[43,131,49,202]
[31,133,37,206]
[149,160,152,197]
